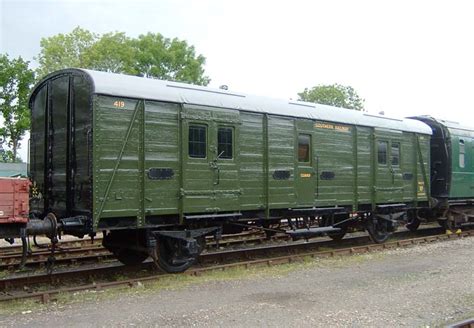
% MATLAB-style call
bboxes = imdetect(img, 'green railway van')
[411,116,474,229]
[28,69,432,272]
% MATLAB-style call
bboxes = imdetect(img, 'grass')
[0,250,387,316]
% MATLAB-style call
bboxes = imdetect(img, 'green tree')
[82,32,134,73]
[36,26,97,78]
[36,27,210,85]
[298,84,365,111]
[0,54,35,162]
[132,33,210,85]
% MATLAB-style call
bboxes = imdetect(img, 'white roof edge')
[79,69,432,135]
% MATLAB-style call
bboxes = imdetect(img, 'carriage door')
[389,139,404,200]
[296,121,316,206]
[210,118,241,212]
[375,135,403,203]
[181,105,240,214]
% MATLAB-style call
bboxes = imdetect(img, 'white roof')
[47,69,434,134]
[414,115,474,136]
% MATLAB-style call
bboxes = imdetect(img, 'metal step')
[184,212,242,220]
[287,207,348,216]
[376,203,406,209]
[286,226,342,239]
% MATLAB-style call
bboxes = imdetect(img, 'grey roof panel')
[412,115,474,137]
[51,69,434,134]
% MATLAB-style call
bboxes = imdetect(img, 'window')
[378,141,388,165]
[189,125,206,158]
[217,127,233,159]
[298,134,311,162]
[459,140,465,168]
[391,143,400,166]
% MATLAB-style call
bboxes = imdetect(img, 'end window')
[459,140,465,168]
[189,125,207,158]
[298,134,311,162]
[378,141,388,165]
[217,127,233,159]
[391,143,400,166]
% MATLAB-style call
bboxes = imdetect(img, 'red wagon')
[0,177,30,224]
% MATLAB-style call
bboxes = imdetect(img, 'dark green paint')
[447,128,474,198]
[29,71,432,232]
[91,98,431,229]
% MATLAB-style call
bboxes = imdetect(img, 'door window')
[298,134,311,163]
[217,127,233,159]
[391,142,400,166]
[189,125,207,158]
[377,141,388,165]
[459,140,465,168]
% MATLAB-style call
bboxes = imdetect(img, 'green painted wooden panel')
[449,131,474,198]
[91,94,432,229]
[93,96,141,227]
[401,133,416,202]
[267,116,296,208]
[356,127,372,204]
[295,120,317,206]
[416,134,430,201]
[181,104,241,213]
[144,101,181,215]
[238,112,265,210]
[313,122,354,206]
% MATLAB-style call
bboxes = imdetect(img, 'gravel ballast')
[1,236,473,327]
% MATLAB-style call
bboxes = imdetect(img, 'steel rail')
[0,229,264,255]
[0,230,267,269]
[0,229,471,303]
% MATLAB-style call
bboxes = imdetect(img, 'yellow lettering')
[315,122,350,132]
[113,100,125,108]
[335,125,350,132]
[315,122,334,130]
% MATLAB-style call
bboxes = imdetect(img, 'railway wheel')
[405,218,420,232]
[158,237,205,273]
[103,230,148,266]
[115,249,149,266]
[366,216,391,243]
[405,210,421,232]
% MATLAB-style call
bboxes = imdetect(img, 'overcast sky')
[1,0,474,160]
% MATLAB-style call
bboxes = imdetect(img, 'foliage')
[131,33,210,85]
[36,27,210,85]
[81,32,133,73]
[298,84,365,111]
[36,27,97,78]
[0,54,35,162]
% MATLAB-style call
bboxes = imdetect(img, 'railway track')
[0,223,442,269]
[0,238,100,255]
[1,227,470,303]
[0,229,272,269]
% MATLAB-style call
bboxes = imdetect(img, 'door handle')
[209,161,220,185]
[215,167,220,185]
